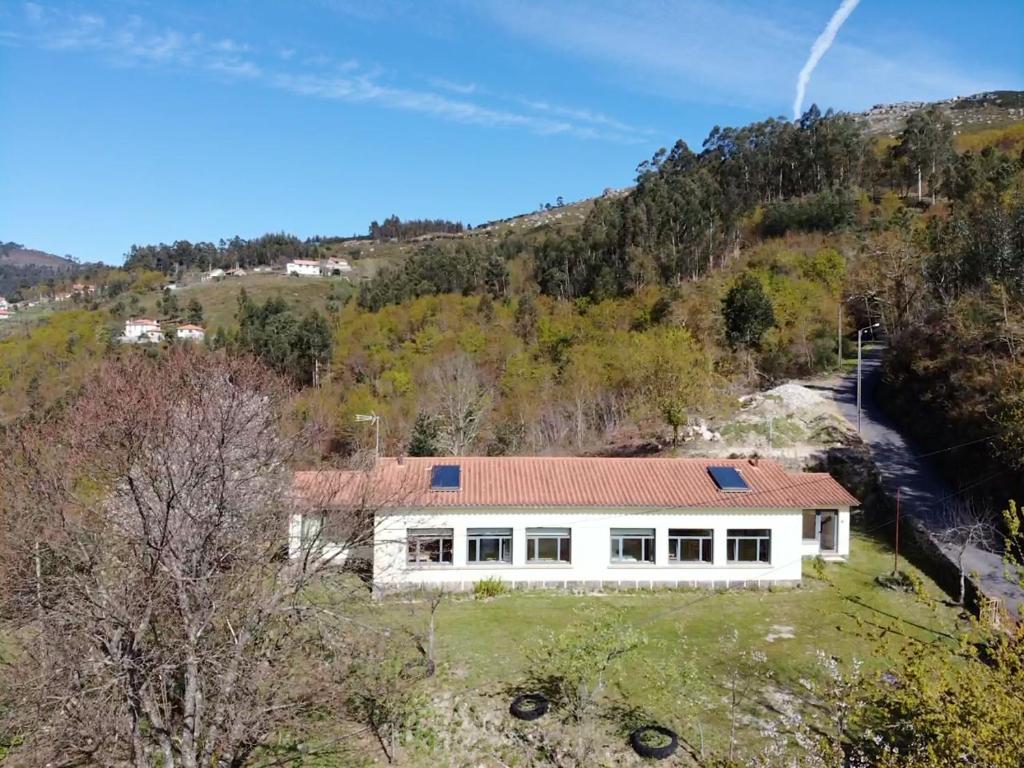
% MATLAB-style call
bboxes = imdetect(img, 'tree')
[407,411,441,456]
[893,106,954,203]
[159,286,180,318]
[514,292,539,342]
[432,354,491,456]
[933,500,999,605]
[186,297,204,324]
[722,274,775,350]
[525,608,646,767]
[0,350,367,767]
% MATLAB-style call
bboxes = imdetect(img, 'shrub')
[473,576,508,599]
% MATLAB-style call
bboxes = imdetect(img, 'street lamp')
[856,323,880,433]
[355,413,380,458]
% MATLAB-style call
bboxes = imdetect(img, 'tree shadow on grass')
[841,593,957,641]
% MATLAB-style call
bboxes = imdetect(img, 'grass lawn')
[344,530,964,764]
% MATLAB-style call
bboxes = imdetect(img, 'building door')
[818,511,837,553]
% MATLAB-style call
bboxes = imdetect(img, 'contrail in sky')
[793,0,861,120]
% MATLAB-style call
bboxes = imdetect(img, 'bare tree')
[0,349,373,767]
[431,353,491,456]
[933,499,999,606]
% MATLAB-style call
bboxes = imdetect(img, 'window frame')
[299,512,325,548]
[726,528,772,564]
[526,527,572,564]
[610,528,656,564]
[668,528,714,564]
[406,528,454,566]
[467,527,513,564]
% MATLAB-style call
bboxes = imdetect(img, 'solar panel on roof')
[430,464,461,491]
[707,466,750,492]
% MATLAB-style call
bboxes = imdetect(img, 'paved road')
[815,347,1023,617]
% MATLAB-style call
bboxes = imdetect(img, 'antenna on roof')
[355,413,380,461]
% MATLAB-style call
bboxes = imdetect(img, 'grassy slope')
[344,531,963,763]
[134,273,353,333]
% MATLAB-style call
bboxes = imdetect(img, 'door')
[818,511,837,553]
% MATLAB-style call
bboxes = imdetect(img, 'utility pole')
[893,487,901,575]
[837,304,843,370]
[857,322,880,433]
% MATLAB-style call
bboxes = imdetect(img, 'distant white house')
[286,259,321,276]
[175,324,205,342]
[122,318,163,343]
[322,258,352,275]
[202,268,226,282]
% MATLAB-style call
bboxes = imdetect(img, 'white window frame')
[300,512,325,547]
[610,528,656,564]
[526,528,572,564]
[668,528,714,563]
[407,528,454,566]
[467,527,513,564]
[726,529,772,564]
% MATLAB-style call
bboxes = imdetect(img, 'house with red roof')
[175,324,205,341]
[291,456,858,593]
[122,318,163,343]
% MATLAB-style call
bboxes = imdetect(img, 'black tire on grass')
[629,725,679,759]
[509,693,549,721]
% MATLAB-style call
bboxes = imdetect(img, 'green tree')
[893,106,955,203]
[722,274,775,350]
[407,412,441,457]
[186,298,204,324]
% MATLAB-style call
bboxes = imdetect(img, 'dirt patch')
[765,625,796,642]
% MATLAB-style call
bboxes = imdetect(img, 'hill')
[855,90,1024,136]
[133,273,353,334]
[0,241,86,298]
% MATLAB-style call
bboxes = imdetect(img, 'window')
[668,529,713,563]
[300,513,325,546]
[468,528,513,564]
[727,529,771,563]
[610,528,656,564]
[802,510,818,541]
[407,528,453,565]
[527,528,571,563]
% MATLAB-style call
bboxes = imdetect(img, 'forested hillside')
[3,98,1023,506]
[0,241,97,297]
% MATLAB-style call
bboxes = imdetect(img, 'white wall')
[364,507,850,591]
[286,262,321,276]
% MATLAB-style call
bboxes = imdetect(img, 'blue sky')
[1,1,1021,264]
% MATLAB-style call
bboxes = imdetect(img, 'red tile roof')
[294,456,858,510]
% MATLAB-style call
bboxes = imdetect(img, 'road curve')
[824,346,1024,618]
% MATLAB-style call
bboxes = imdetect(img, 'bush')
[761,190,855,237]
[473,576,508,599]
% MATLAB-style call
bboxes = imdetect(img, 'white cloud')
[472,0,1011,116]
[428,76,478,95]
[3,2,647,143]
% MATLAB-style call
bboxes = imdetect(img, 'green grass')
[346,531,964,763]
[134,274,353,332]
[428,531,956,687]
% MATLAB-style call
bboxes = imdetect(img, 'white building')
[322,258,352,275]
[291,457,857,593]
[175,324,205,342]
[286,259,322,276]
[122,318,162,343]
[201,268,226,282]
